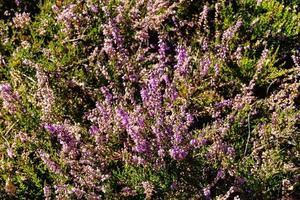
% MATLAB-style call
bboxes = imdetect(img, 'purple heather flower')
[35,68,54,121]
[168,85,178,102]
[15,0,20,6]
[7,147,14,158]
[149,75,159,91]
[200,57,211,76]
[201,138,209,145]
[44,124,57,133]
[137,117,145,128]
[216,44,228,60]
[0,83,11,92]
[128,126,142,142]
[100,86,113,104]
[214,64,220,76]
[134,140,149,153]
[102,19,126,56]
[215,99,233,109]
[256,48,269,71]
[121,187,135,196]
[226,146,235,156]
[186,113,194,125]
[142,181,154,199]
[0,83,20,114]
[39,150,63,176]
[43,185,51,200]
[90,5,99,13]
[103,38,116,56]
[216,169,225,179]
[175,46,189,76]
[162,74,170,85]
[132,155,146,165]
[173,132,183,144]
[52,5,60,13]
[199,5,209,26]
[235,176,246,186]
[202,39,209,51]
[89,125,99,135]
[222,19,243,43]
[152,125,162,143]
[170,182,177,190]
[140,88,149,103]
[45,123,79,157]
[203,186,211,199]
[135,30,149,42]
[158,38,169,61]
[234,46,243,60]
[158,149,165,157]
[71,188,85,199]
[169,146,187,160]
[54,184,68,197]
[116,108,130,129]
[190,139,200,147]
[13,12,31,29]
[190,138,208,148]
[292,55,300,68]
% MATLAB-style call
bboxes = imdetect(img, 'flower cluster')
[0,83,20,114]
[12,12,31,28]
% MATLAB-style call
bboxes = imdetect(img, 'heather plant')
[0,0,299,199]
